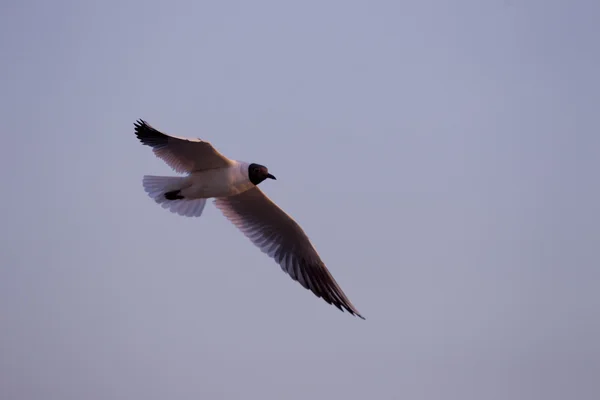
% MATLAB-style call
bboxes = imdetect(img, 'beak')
[267,173,276,180]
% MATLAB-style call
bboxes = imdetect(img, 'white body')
[142,161,253,218]
[180,161,253,199]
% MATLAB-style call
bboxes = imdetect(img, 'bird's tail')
[142,175,207,218]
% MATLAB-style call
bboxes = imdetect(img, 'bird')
[133,119,364,319]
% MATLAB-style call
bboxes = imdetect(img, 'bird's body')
[172,161,254,199]
[133,119,364,319]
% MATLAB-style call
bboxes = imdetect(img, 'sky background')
[1,0,599,399]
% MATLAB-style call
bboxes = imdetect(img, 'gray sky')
[1,0,599,399]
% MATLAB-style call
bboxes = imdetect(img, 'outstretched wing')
[133,119,232,173]
[214,187,365,319]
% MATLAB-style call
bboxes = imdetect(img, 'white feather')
[142,175,207,218]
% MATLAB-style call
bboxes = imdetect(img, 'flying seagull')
[133,119,364,319]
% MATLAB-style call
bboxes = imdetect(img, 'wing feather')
[133,119,232,173]
[214,187,364,319]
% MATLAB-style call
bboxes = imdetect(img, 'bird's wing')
[133,119,233,173]
[214,187,364,319]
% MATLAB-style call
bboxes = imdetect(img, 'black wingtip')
[133,119,151,134]
[345,306,366,320]
[133,119,168,148]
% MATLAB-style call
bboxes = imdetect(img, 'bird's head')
[248,163,276,185]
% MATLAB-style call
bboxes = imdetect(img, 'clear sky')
[1,0,599,399]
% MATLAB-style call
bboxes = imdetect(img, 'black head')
[248,163,276,185]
